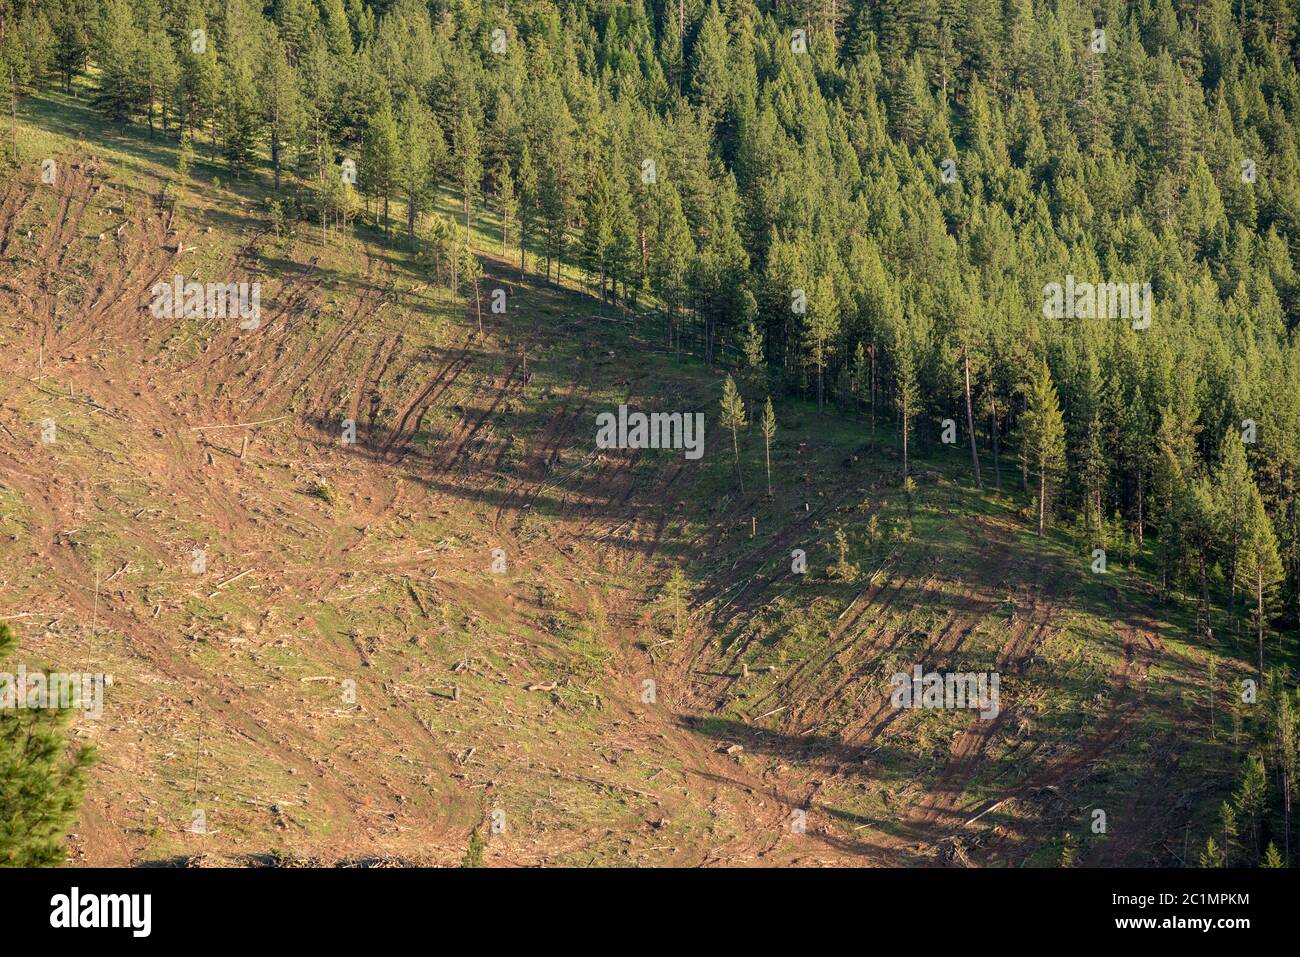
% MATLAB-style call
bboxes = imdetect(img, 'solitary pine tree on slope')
[0,624,96,866]
[721,375,747,494]
[760,397,776,498]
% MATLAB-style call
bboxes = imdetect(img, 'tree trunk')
[1021,391,1029,491]
[964,349,982,490]
[869,341,876,438]
[1136,471,1145,546]
[9,67,17,165]
[1283,767,1291,866]
[991,408,1001,490]
[765,434,772,497]
[1257,569,1265,684]
[901,397,909,484]
[474,276,482,335]
[1038,467,1046,536]
[731,428,744,493]
[1199,553,1213,641]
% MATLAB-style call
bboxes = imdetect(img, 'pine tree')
[1215,433,1254,633]
[1186,479,1221,644]
[894,322,919,486]
[516,143,537,278]
[319,0,353,58]
[1072,349,1105,528]
[581,167,615,303]
[1238,487,1282,683]
[890,56,928,148]
[690,1,729,126]
[52,3,90,93]
[396,95,442,244]
[761,397,776,499]
[1219,800,1239,865]
[495,157,515,259]
[424,214,455,291]
[460,245,484,335]
[131,0,171,136]
[176,127,193,178]
[461,826,485,867]
[360,94,400,235]
[454,108,481,248]
[190,35,223,160]
[743,319,767,397]
[1208,654,1219,740]
[1234,752,1268,862]
[221,28,262,175]
[1020,360,1067,537]
[804,275,839,410]
[650,185,693,348]
[1059,831,1077,867]
[90,0,140,125]
[0,624,96,866]
[1271,687,1297,864]
[662,568,689,638]
[262,34,305,192]
[1198,836,1225,867]
[962,342,984,491]
[721,374,747,494]
[539,163,568,286]
[850,340,867,412]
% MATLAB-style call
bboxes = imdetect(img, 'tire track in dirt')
[248,258,394,414]
[377,331,477,463]
[430,359,522,474]
[948,627,1164,866]
[181,256,323,395]
[890,593,1064,847]
[715,552,932,720]
[489,358,591,545]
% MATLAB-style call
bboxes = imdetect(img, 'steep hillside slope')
[0,90,1256,866]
